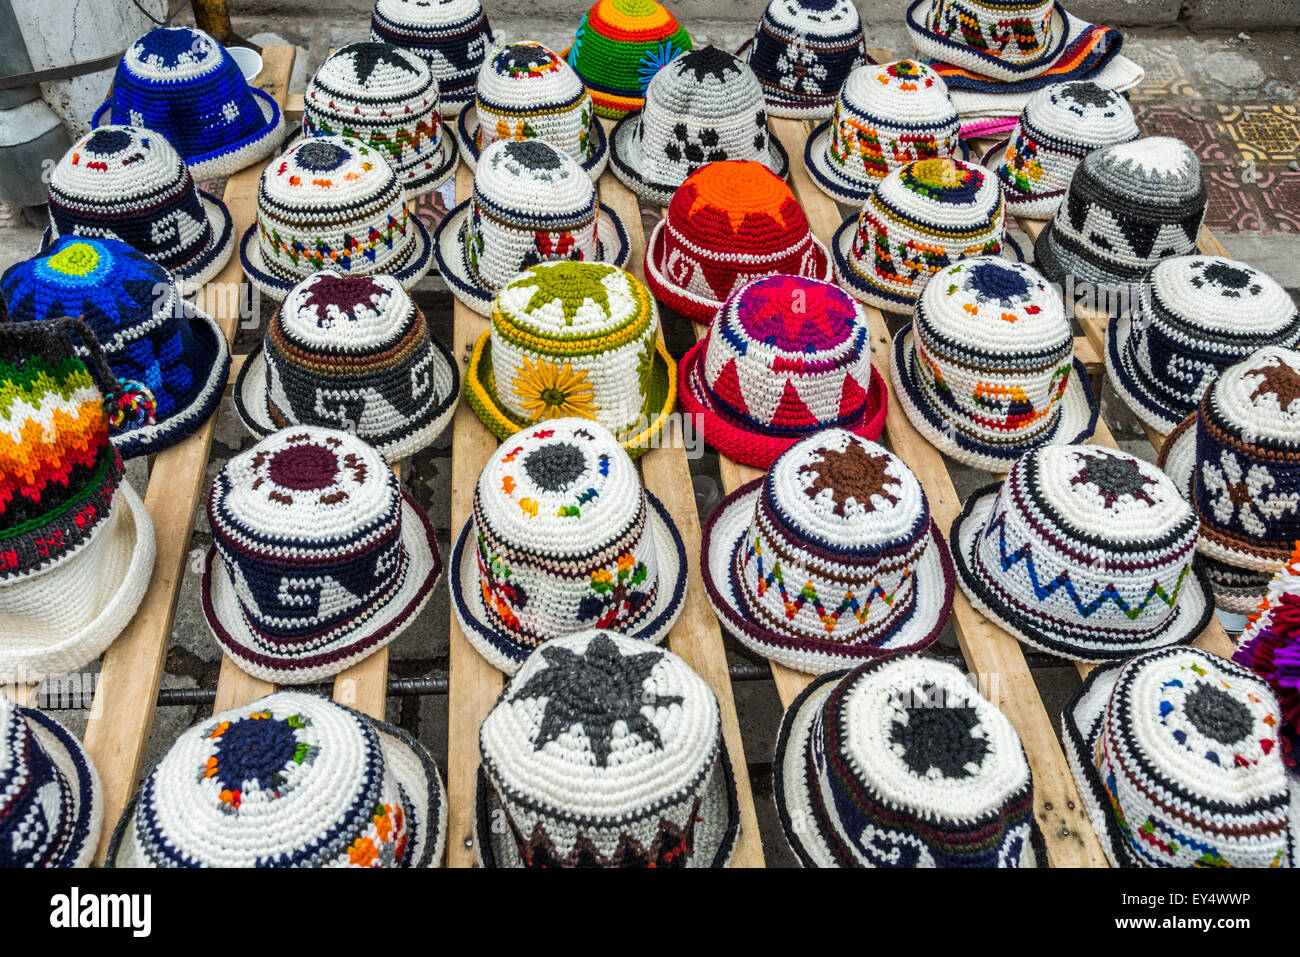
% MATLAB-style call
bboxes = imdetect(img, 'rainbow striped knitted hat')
[567,0,693,119]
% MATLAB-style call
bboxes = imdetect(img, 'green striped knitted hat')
[567,0,692,119]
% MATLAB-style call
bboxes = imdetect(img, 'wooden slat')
[81,46,297,865]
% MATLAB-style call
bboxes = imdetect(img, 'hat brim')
[701,478,955,674]
[432,198,632,316]
[455,106,609,182]
[400,125,460,198]
[105,704,447,868]
[200,492,442,684]
[905,0,1071,82]
[951,479,1215,662]
[1105,314,1192,435]
[19,705,104,868]
[608,111,791,207]
[463,331,675,459]
[114,302,231,459]
[238,214,433,302]
[774,668,1047,867]
[677,336,888,469]
[643,218,833,323]
[805,121,972,208]
[891,322,1099,471]
[473,739,740,867]
[449,489,688,675]
[232,333,461,462]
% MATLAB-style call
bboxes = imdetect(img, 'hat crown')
[842,59,953,119]
[918,257,1068,358]
[647,46,765,120]
[668,161,806,251]
[1205,346,1300,444]
[885,157,998,209]
[1090,136,1202,194]
[474,138,594,211]
[51,125,189,202]
[495,261,653,345]
[479,42,582,101]
[131,692,413,867]
[0,698,80,867]
[1036,81,1130,129]
[1145,256,1298,339]
[310,41,433,99]
[278,271,415,353]
[124,26,226,80]
[374,0,486,27]
[266,135,398,204]
[764,0,863,35]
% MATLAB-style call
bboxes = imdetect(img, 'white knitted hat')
[369,0,494,113]
[905,0,1069,82]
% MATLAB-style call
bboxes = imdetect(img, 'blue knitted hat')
[91,27,284,181]
[2,237,231,458]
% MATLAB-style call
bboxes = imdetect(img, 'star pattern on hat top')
[888,682,990,779]
[675,45,744,83]
[958,259,1036,310]
[519,261,615,322]
[345,42,422,85]
[509,633,682,767]
[1246,355,1300,413]
[1056,81,1118,111]
[251,431,368,506]
[798,440,900,516]
[301,275,390,326]
[1069,450,1159,509]
[1189,260,1261,298]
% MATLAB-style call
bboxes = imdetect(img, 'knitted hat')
[239,135,433,301]
[805,60,961,206]
[701,429,955,674]
[775,655,1046,867]
[609,46,790,206]
[833,157,1006,315]
[45,126,234,297]
[0,696,102,868]
[678,275,887,468]
[644,160,831,323]
[1108,256,1300,435]
[475,629,739,867]
[905,0,1070,82]
[740,0,868,119]
[0,320,156,679]
[450,418,687,674]
[891,257,1099,471]
[233,271,460,462]
[566,0,693,120]
[465,262,674,457]
[1158,347,1300,613]
[1063,646,1295,868]
[433,138,631,316]
[952,444,1212,662]
[1234,545,1300,764]
[3,237,230,459]
[90,27,284,181]
[456,41,608,181]
[303,41,458,198]
[202,426,442,684]
[370,0,494,113]
[990,81,1138,219]
[1035,137,1207,290]
[106,691,447,867]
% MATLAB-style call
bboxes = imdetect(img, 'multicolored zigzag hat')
[906,0,1070,82]
[450,418,687,674]
[107,692,447,867]
[476,629,739,867]
[370,0,494,113]
[702,429,955,674]
[566,0,693,120]
[740,0,869,119]
[776,655,1047,867]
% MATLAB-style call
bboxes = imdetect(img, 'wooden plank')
[81,46,297,866]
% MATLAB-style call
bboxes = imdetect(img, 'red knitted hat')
[644,160,831,323]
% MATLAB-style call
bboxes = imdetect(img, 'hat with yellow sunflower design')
[466,260,675,457]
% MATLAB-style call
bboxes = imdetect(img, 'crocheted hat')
[609,46,790,206]
[3,237,230,460]
[990,81,1138,219]
[566,0,693,120]
[1158,347,1300,613]
[202,426,441,684]
[740,0,868,119]
[905,0,1070,82]
[233,271,460,462]
[433,138,631,316]
[775,655,1046,867]
[0,320,156,679]
[0,696,102,868]
[1064,646,1295,868]
[1234,545,1300,764]
[1108,256,1300,435]
[370,0,494,113]
[678,276,887,469]
[450,418,687,674]
[952,444,1212,662]
[303,41,458,198]
[701,429,955,674]
[90,27,284,181]
[805,60,961,206]
[1035,137,1207,290]
[644,160,831,323]
[834,157,1006,315]
[239,135,433,301]
[892,257,1098,471]
[45,126,234,297]
[466,261,674,457]
[106,691,447,867]
[475,629,739,867]
[456,41,608,180]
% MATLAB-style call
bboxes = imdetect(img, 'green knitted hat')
[567,0,692,119]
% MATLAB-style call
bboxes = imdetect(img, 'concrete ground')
[6,15,1300,867]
